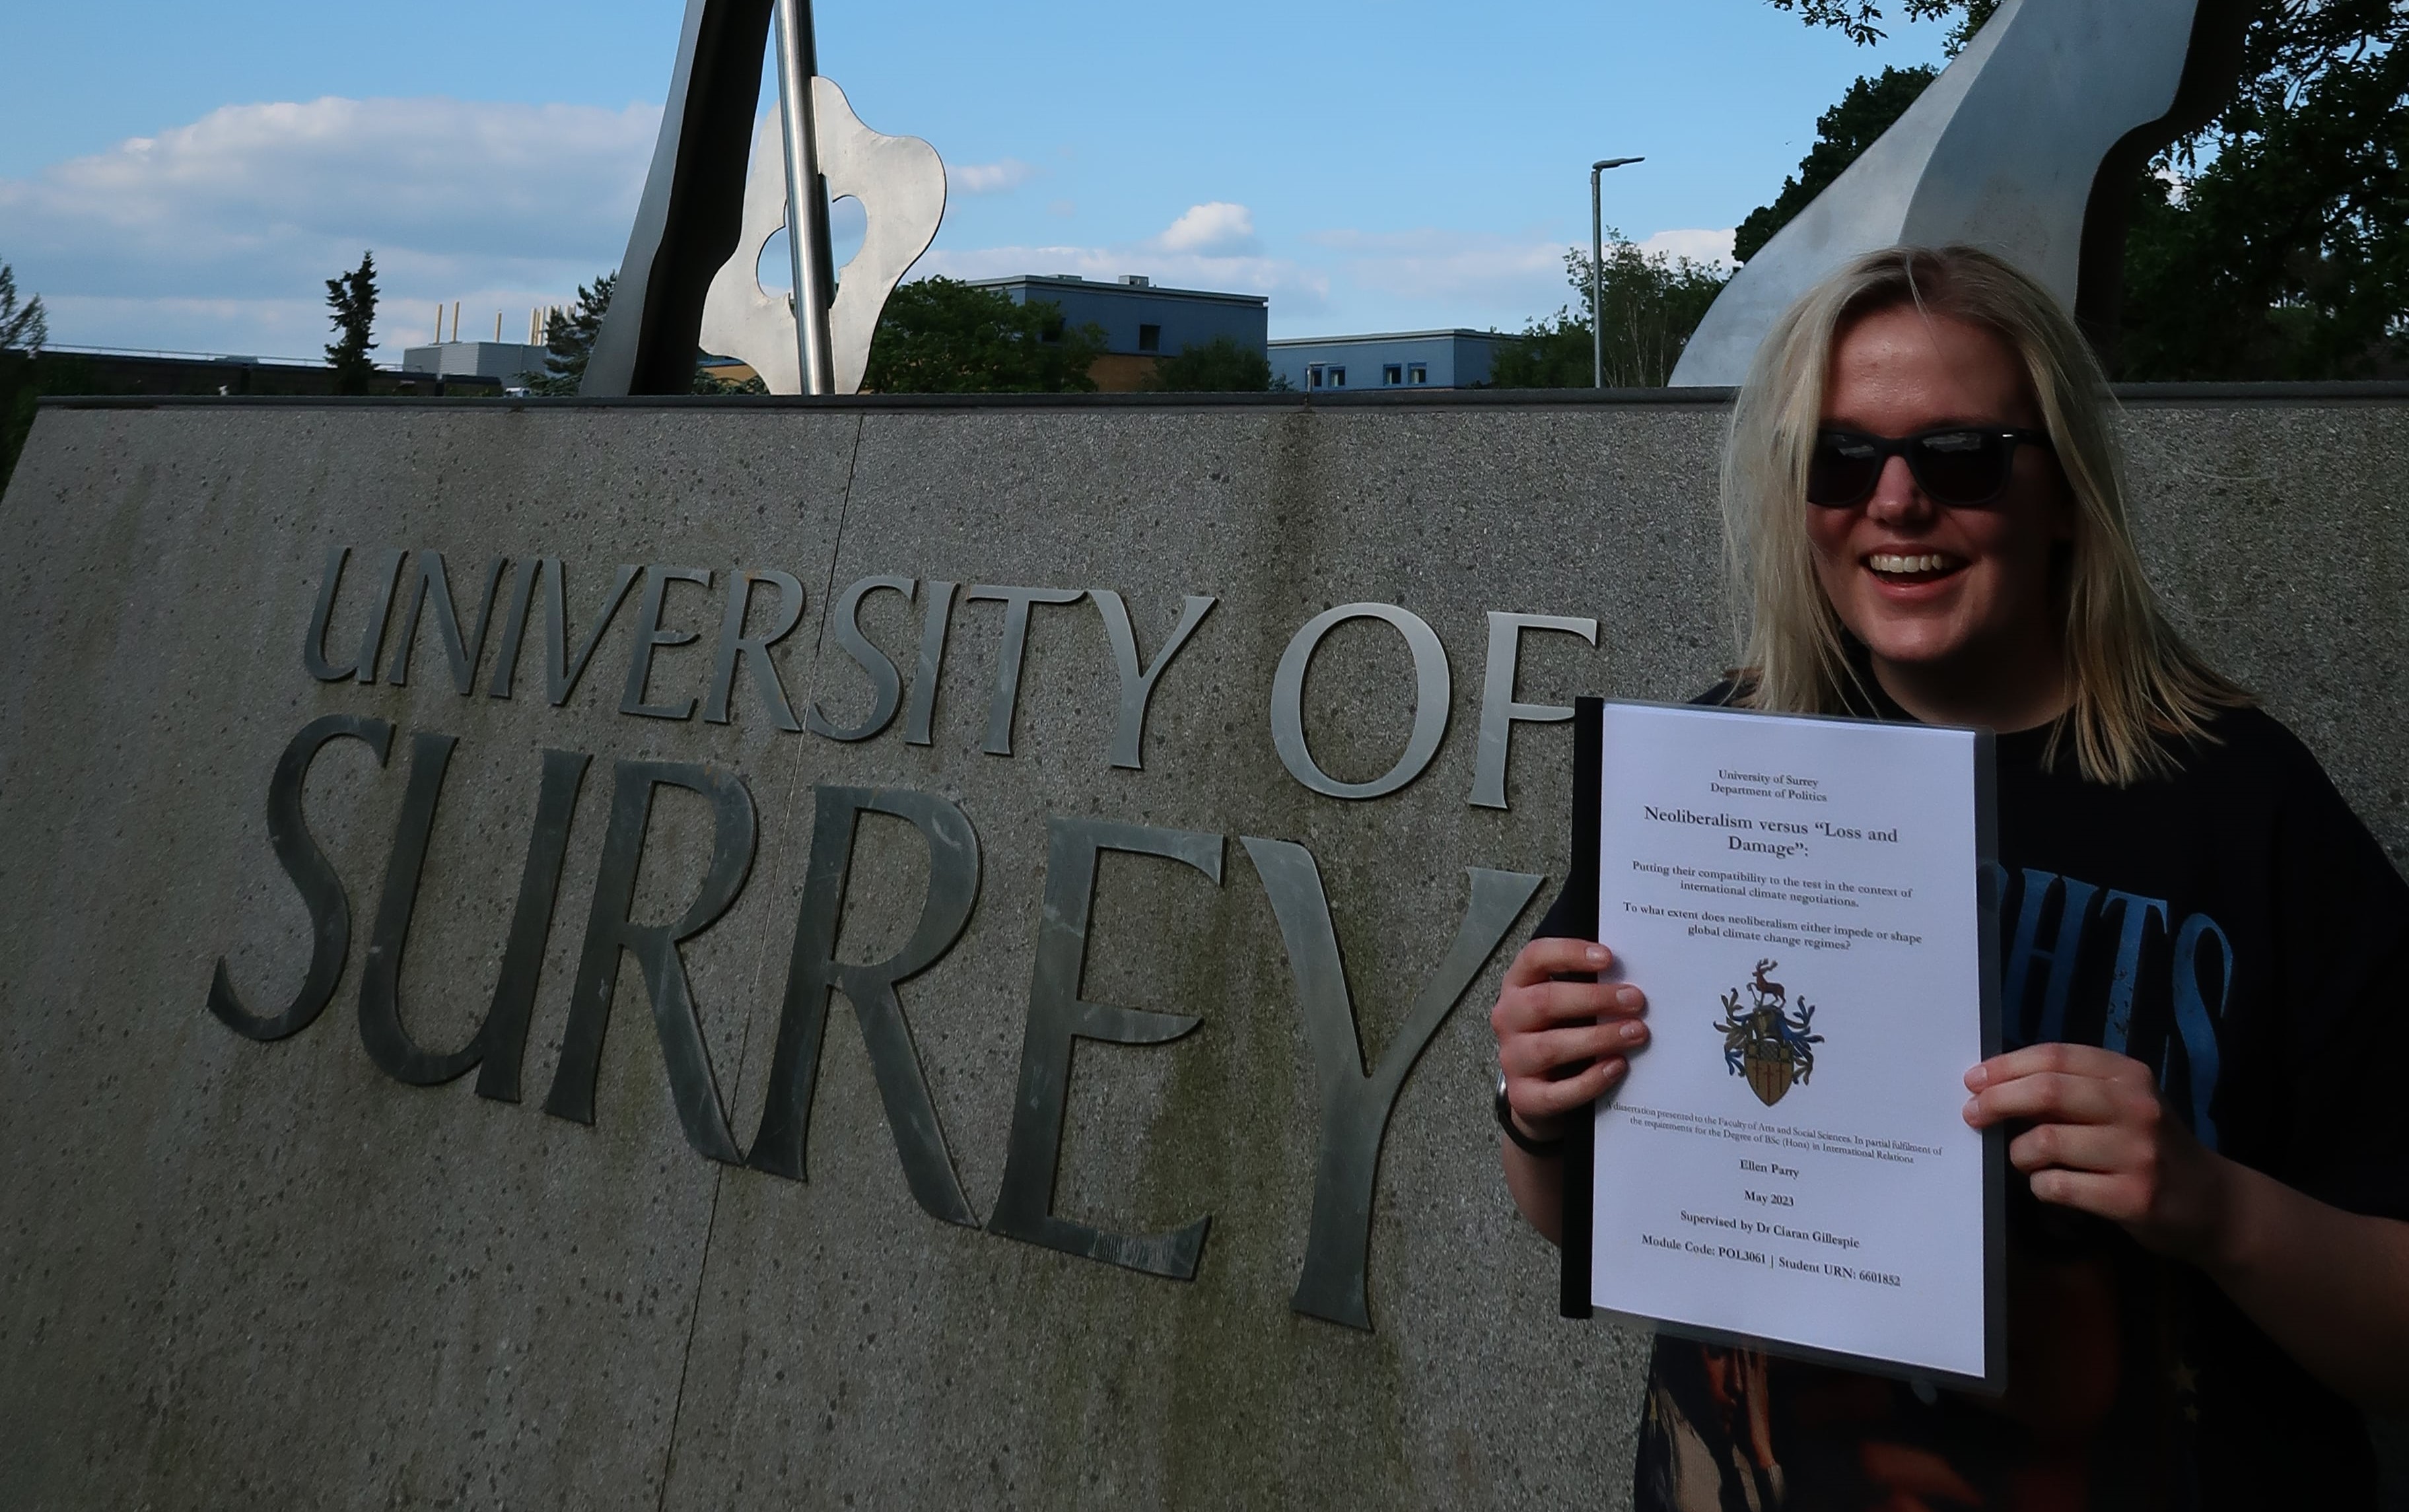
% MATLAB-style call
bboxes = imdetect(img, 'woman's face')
[1805,306,2073,699]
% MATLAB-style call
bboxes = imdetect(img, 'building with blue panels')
[1267,329,1510,392]
[968,274,1268,390]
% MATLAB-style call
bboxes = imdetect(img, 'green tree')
[1493,237,1729,388]
[862,277,1104,394]
[691,364,770,395]
[1,259,52,499]
[528,272,767,394]
[1758,0,2409,380]
[2117,1,2409,380]
[1146,335,1274,392]
[1733,66,1938,263]
[1764,0,1996,50]
[324,251,379,396]
[0,261,45,354]
[1734,0,2000,261]
[532,273,614,395]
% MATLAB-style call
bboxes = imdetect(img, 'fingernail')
[1615,986,1644,1010]
[1603,1058,1628,1083]
[1965,1064,1988,1089]
[1586,945,1609,965]
[1961,1097,1980,1121]
[1619,1021,1647,1045]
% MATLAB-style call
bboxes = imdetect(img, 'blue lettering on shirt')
[1997,868,2224,1151]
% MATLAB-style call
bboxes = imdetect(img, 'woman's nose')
[1864,455,1930,521]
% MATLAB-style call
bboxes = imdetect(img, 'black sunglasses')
[1806,427,2054,508]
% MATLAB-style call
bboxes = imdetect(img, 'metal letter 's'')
[963,585,1086,755]
[748,786,981,1225]
[903,579,958,747]
[804,575,913,741]
[208,714,396,1041]
[1469,611,1598,810]
[1088,590,1216,770]
[620,565,713,720]
[302,546,406,683]
[543,759,757,1164]
[989,817,1224,1278]
[385,552,510,695]
[1242,837,1542,1328]
[1269,603,1452,800]
[358,734,590,1093]
[705,568,806,729]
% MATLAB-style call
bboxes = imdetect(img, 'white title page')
[1589,701,1992,1383]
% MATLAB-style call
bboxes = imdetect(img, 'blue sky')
[0,1,1958,358]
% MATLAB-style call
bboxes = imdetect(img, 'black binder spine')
[1560,697,1604,1321]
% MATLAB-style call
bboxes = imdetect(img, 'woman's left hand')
[1963,1043,2235,1265]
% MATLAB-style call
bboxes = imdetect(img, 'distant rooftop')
[970,273,1268,310]
[1268,327,1503,347]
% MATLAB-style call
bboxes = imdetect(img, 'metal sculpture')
[1669,0,2250,387]
[702,83,946,396]
[583,0,946,396]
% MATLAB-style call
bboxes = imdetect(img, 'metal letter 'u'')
[357,732,590,1095]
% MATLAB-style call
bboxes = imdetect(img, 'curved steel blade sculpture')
[583,0,945,397]
[702,84,946,396]
[1668,0,2249,387]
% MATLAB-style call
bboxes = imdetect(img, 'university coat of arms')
[1718,959,1825,1107]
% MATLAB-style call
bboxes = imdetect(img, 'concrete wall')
[0,388,2403,1509]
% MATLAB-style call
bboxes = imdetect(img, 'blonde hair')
[1720,244,2244,784]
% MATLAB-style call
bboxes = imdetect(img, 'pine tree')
[533,273,615,395]
[324,252,379,395]
[2,258,52,500]
[0,261,46,355]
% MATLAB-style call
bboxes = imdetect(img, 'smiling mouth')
[1866,551,1965,585]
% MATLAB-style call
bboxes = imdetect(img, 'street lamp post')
[1591,156,1644,389]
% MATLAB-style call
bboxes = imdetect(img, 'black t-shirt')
[1533,683,2409,1511]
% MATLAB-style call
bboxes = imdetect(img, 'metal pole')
[773,0,838,395]
[1589,157,1643,389]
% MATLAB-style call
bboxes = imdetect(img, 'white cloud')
[1637,227,1737,267]
[1154,201,1259,256]
[950,158,1035,195]
[0,98,1731,357]
[0,96,658,356]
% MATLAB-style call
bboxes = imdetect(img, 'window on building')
[1382,364,1403,386]
[1329,366,1346,388]
[1407,363,1428,385]
[1138,324,1162,353]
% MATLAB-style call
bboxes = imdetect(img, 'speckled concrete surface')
[0,393,2399,1509]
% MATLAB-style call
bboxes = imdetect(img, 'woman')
[1492,246,2409,1509]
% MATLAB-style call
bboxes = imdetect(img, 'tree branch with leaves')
[324,252,378,396]
[1,261,46,355]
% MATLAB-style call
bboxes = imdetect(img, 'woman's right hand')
[1490,937,1650,1145]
